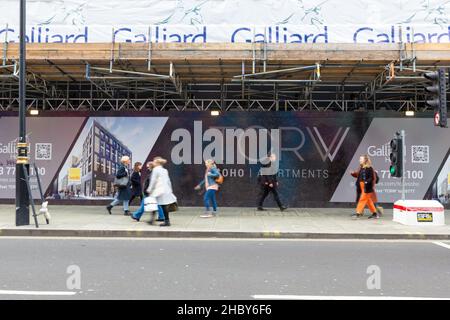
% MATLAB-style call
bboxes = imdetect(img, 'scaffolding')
[0,42,449,112]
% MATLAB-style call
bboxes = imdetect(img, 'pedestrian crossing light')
[424,68,447,128]
[389,132,403,178]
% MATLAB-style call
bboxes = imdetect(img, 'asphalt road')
[0,238,449,300]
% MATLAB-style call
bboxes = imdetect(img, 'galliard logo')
[367,143,391,162]
[170,121,350,165]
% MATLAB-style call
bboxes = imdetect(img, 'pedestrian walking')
[131,161,165,223]
[106,155,132,216]
[351,155,379,219]
[257,153,287,211]
[350,155,383,219]
[146,157,177,227]
[129,162,143,205]
[194,159,222,218]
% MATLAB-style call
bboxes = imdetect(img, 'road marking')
[252,295,450,300]
[433,241,450,250]
[0,290,77,296]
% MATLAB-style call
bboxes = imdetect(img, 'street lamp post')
[15,0,29,226]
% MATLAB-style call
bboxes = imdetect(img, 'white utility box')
[393,200,445,226]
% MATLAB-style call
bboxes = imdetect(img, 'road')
[0,238,449,300]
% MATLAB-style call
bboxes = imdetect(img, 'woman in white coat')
[146,157,177,226]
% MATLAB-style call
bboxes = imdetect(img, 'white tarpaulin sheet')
[0,0,449,43]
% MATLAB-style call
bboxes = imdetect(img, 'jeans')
[110,198,129,211]
[132,199,165,220]
[204,189,217,212]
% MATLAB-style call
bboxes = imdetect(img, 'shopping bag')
[144,196,158,212]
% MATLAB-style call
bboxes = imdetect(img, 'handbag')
[144,196,158,212]
[215,174,224,185]
[113,176,129,188]
[167,202,179,212]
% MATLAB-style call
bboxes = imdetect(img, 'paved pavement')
[0,238,449,300]
[0,205,449,239]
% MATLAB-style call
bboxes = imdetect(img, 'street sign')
[16,142,29,164]
[68,168,82,183]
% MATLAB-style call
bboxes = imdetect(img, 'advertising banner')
[0,0,449,43]
[0,112,449,207]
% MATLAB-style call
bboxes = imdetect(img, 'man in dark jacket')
[106,156,132,216]
[257,153,287,211]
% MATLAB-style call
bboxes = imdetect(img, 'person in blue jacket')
[195,159,221,218]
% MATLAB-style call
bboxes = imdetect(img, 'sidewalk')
[0,205,449,240]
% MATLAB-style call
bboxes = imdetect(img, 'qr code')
[35,143,52,160]
[411,145,429,163]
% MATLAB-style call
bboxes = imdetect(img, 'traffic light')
[389,132,403,178]
[424,68,447,128]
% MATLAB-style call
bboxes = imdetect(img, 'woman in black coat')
[106,156,132,216]
[129,162,143,205]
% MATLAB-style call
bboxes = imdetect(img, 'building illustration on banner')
[80,121,132,198]
[56,120,132,199]
[52,117,167,200]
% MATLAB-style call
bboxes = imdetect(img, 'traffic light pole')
[424,68,448,128]
[401,130,406,201]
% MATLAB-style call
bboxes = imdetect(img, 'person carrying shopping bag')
[146,157,177,227]
[131,161,165,223]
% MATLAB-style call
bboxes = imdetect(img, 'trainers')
[257,207,266,211]
[200,212,214,218]
[351,213,362,219]
[160,220,171,227]
[376,206,384,217]
[368,213,379,219]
